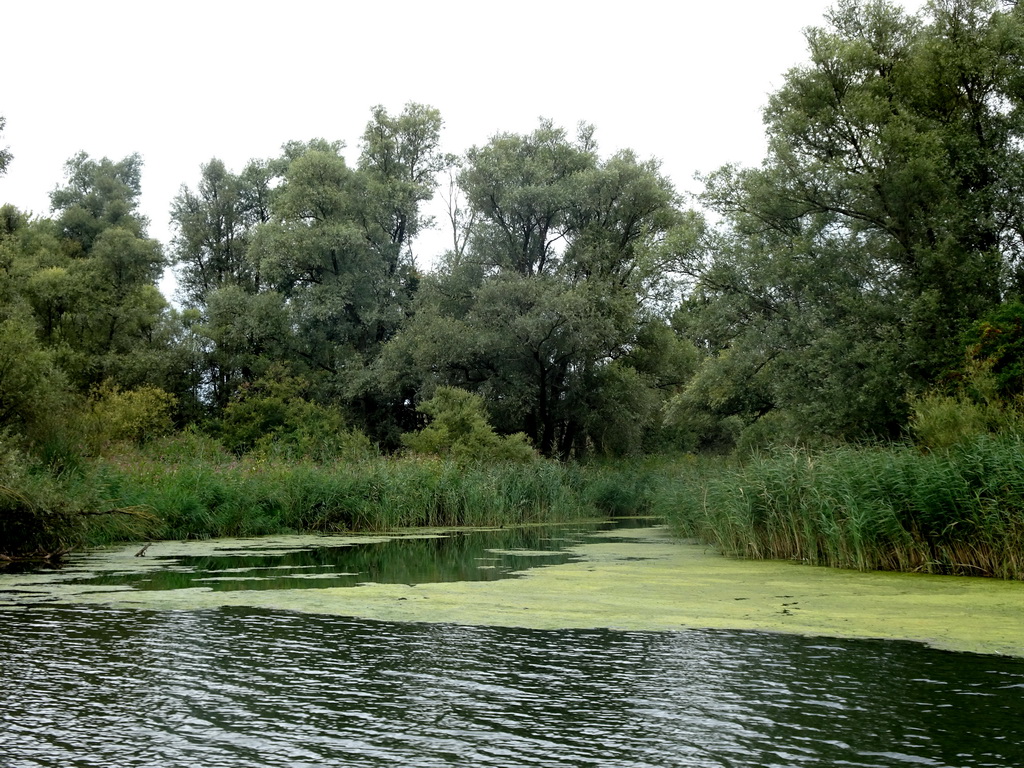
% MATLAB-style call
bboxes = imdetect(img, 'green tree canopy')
[170,158,269,305]
[383,120,699,457]
[169,104,448,439]
[678,0,1024,445]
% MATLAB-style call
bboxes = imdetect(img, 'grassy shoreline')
[1,438,648,558]
[4,433,1024,581]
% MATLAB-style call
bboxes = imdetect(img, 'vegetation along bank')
[3,0,1024,580]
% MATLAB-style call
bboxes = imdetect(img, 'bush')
[218,367,373,461]
[87,382,177,448]
[402,387,537,463]
[909,363,1023,452]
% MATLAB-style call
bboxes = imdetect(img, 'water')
[0,519,655,600]
[2,523,1022,767]
[53,523,607,593]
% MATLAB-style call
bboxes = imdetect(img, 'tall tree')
[51,152,148,254]
[0,207,69,444]
[170,157,281,411]
[252,138,385,374]
[358,102,449,258]
[165,105,449,436]
[170,158,269,304]
[253,106,446,363]
[459,120,596,277]
[17,152,169,391]
[383,121,697,457]
[681,0,1024,444]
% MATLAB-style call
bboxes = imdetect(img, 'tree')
[383,121,697,457]
[251,139,388,373]
[170,158,268,305]
[251,105,447,366]
[682,0,1024,444]
[169,156,282,413]
[165,105,449,440]
[51,152,148,253]
[358,102,450,257]
[45,154,172,401]
[459,120,596,277]
[0,315,67,437]
[4,152,171,392]
[238,106,448,440]
[0,115,11,177]
[198,285,290,410]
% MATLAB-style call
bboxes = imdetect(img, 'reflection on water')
[75,529,572,592]
[46,519,654,594]
[1,606,1022,768]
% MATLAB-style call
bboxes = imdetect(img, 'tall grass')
[5,432,669,557]
[653,436,1024,579]
[9,429,1024,581]
[69,437,607,547]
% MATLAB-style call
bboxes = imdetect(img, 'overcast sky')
[1,0,924,278]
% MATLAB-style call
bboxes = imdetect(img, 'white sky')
[1,0,924,283]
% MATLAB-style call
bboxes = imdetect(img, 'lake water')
[2,522,1022,767]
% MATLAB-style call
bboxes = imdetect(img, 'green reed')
[61,441,605,548]
[653,437,1024,579]
[9,430,1023,580]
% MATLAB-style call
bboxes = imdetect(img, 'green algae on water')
[1,526,1021,658]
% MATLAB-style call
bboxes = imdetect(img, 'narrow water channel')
[1,521,1022,767]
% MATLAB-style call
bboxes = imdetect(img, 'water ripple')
[1,607,1022,767]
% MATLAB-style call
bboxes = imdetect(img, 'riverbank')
[1,437,649,557]
[5,432,1024,582]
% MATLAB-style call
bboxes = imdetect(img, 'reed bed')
[7,431,1023,581]
[653,436,1024,579]
[4,433,670,556]
[70,443,606,547]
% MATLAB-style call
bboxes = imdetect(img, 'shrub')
[88,382,177,448]
[219,367,373,461]
[909,363,1023,452]
[402,387,537,463]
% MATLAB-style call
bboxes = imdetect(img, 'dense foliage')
[676,0,1024,445]
[3,1,1024,577]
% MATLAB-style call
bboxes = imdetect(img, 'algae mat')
[2,527,1022,657]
